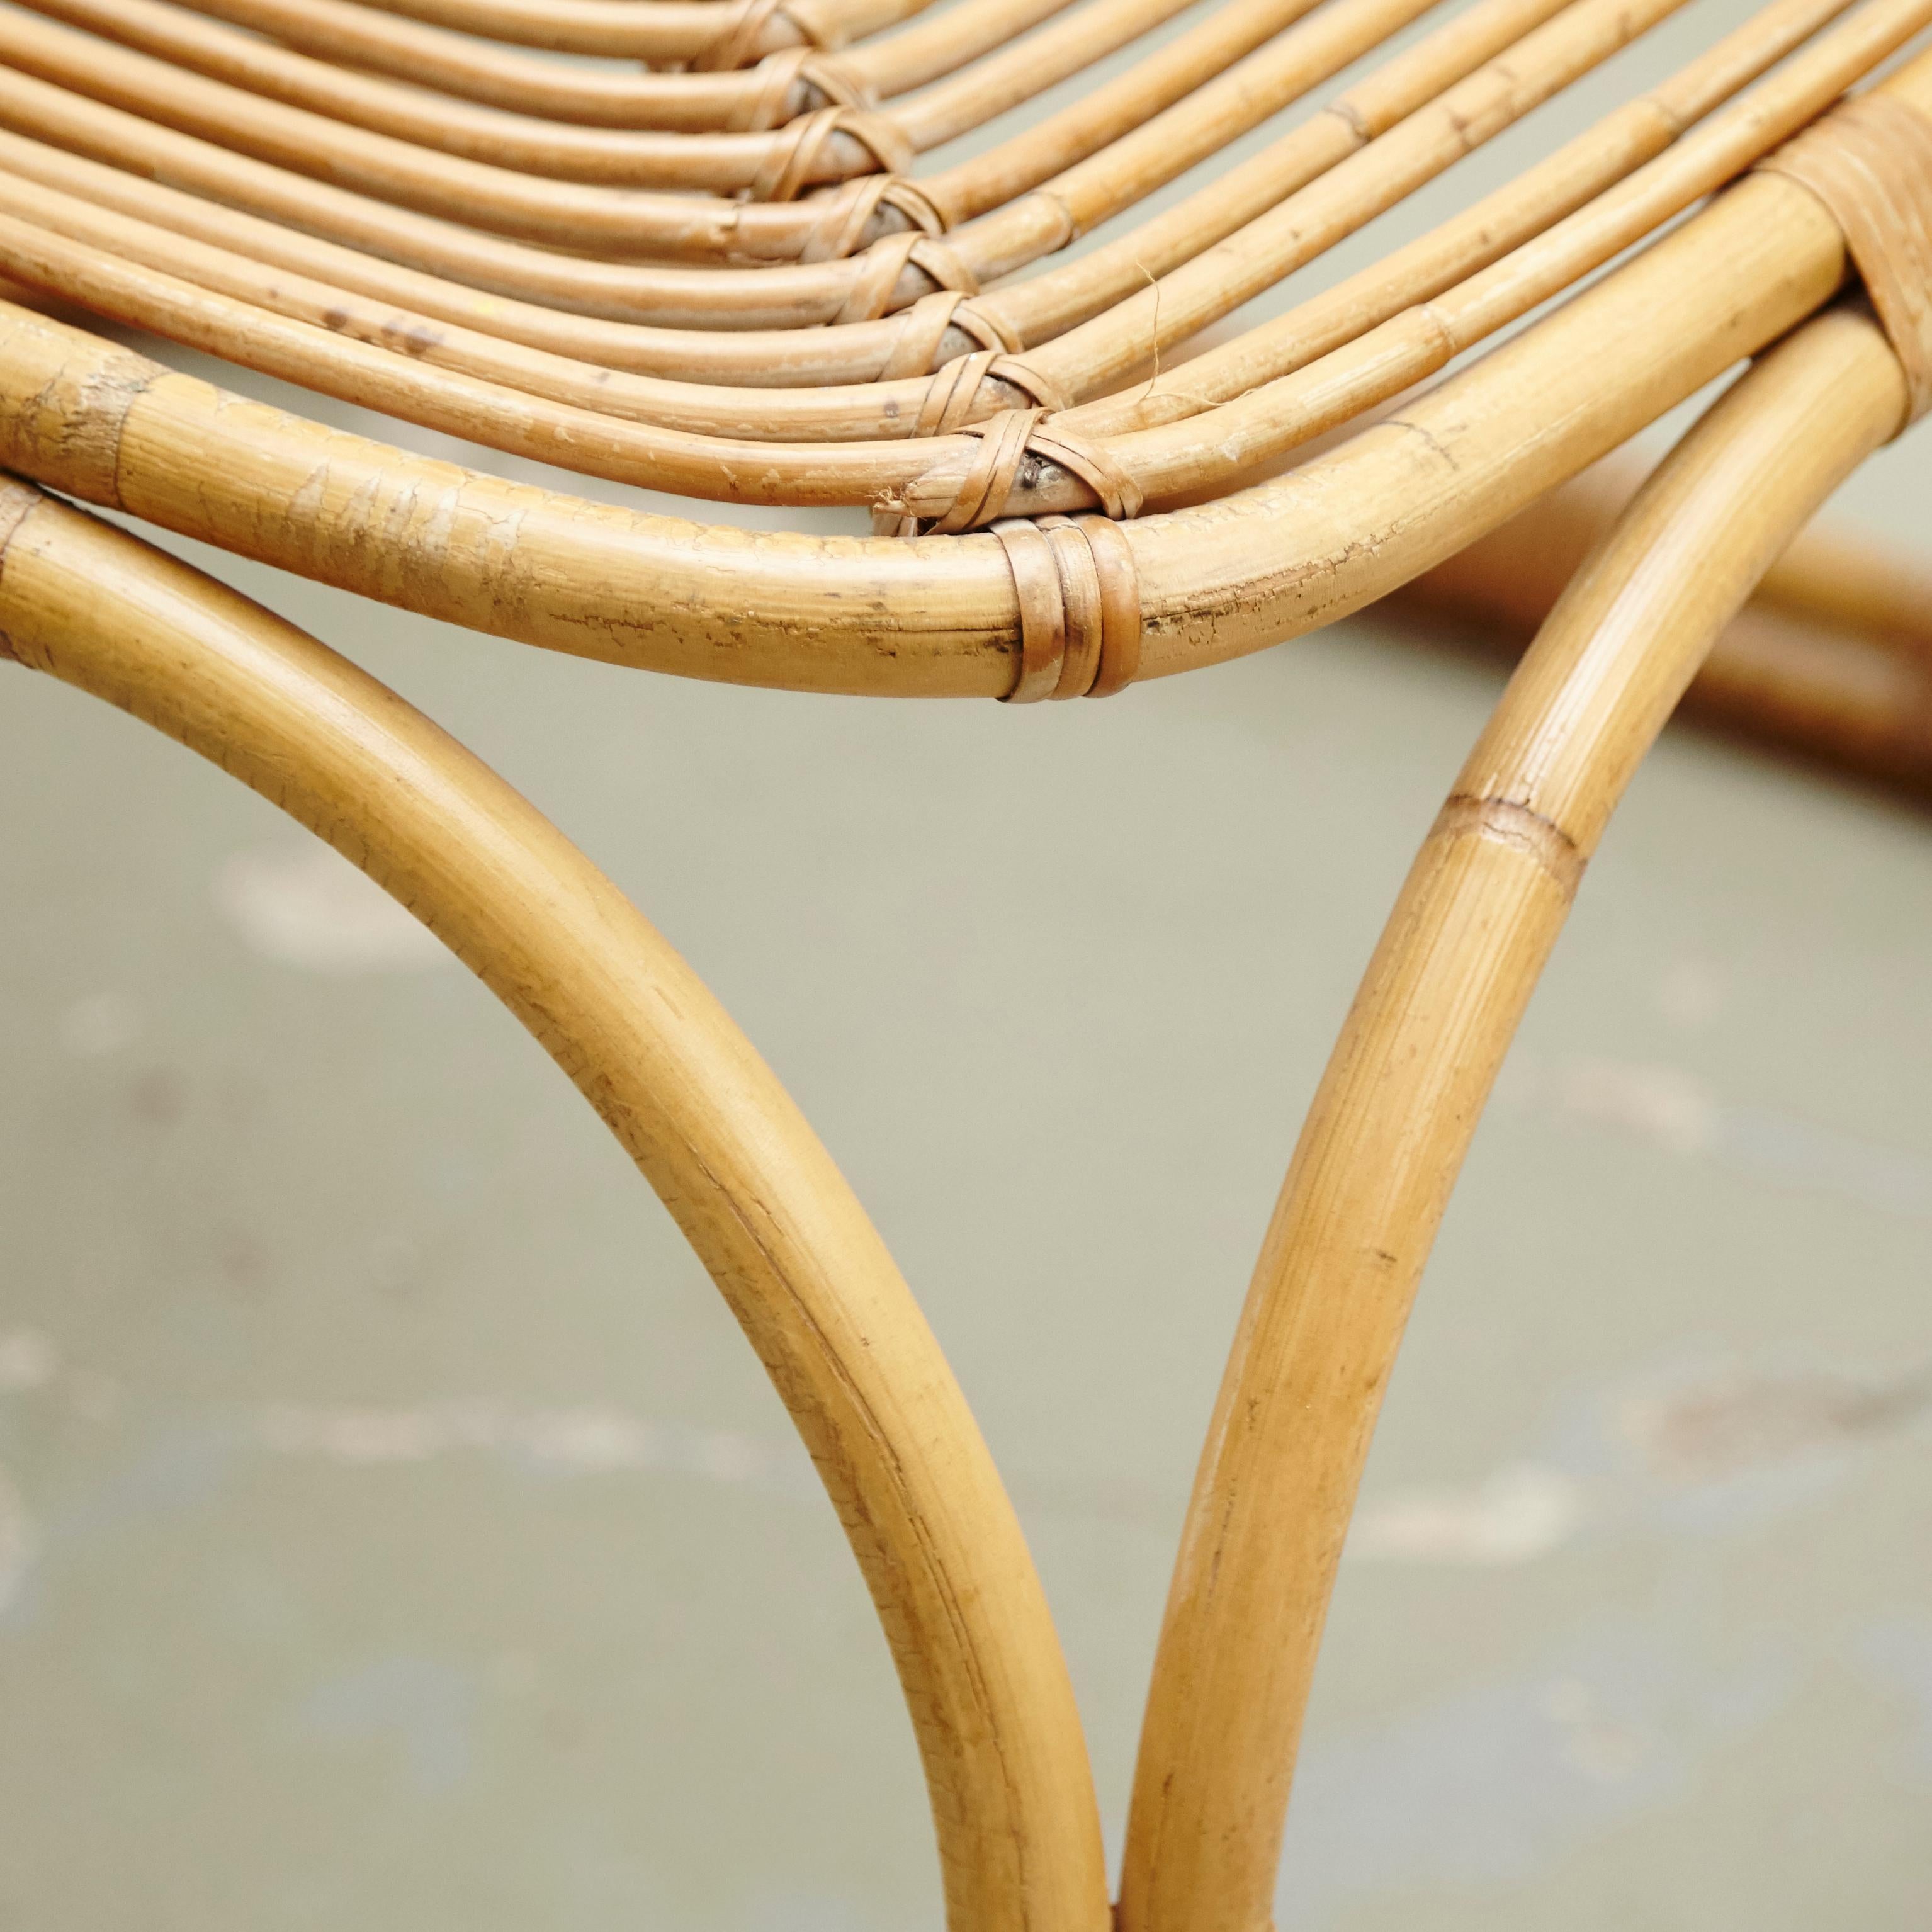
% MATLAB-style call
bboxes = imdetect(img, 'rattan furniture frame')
[2,0,1929,1923]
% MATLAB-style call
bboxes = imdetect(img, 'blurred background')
[2,0,1931,1923]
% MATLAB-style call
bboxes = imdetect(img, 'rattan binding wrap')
[1758,89,1932,418]
[0,0,1917,709]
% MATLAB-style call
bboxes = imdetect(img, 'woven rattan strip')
[1757,89,1932,419]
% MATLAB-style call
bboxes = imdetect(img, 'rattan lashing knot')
[693,0,817,72]
[828,224,978,322]
[1756,89,1932,424]
[912,349,1066,433]
[986,515,1143,701]
[800,174,949,263]
[747,106,913,203]
[874,292,1019,382]
[727,48,876,132]
[884,407,1144,532]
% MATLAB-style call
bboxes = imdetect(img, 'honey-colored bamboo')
[0,8,876,256]
[1389,458,1932,798]
[13,0,911,189]
[0,62,1875,690]
[903,3,1932,509]
[1117,298,1912,1932]
[0,0,1348,211]
[173,0,1078,124]
[315,0,929,64]
[0,0,1860,516]
[0,0,1882,402]
[1,0,1884,502]
[3,0,1929,1916]
[0,0,1535,298]
[0,0,1423,327]
[0,0,1751,473]
[0,473,1110,1932]
[1058,0,1918,435]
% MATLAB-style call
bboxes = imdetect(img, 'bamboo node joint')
[1433,793,1586,896]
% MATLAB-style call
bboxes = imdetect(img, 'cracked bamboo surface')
[0,472,1112,1932]
[1117,298,1911,1932]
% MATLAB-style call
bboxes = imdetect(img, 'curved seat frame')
[2,0,1929,1924]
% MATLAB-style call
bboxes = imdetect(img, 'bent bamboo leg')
[1117,301,1913,1932]
[1387,461,1932,802]
[0,477,1109,1932]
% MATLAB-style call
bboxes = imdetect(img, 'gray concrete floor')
[3,0,1931,1923]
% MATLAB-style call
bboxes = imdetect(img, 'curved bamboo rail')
[1393,455,1932,800]
[1117,298,1914,1932]
[2,0,1927,1913]
[167,0,1079,128]
[0,101,1873,691]
[0,0,1489,243]
[0,0,1882,393]
[0,13,1917,532]
[321,0,930,65]
[0,0,1559,291]
[0,472,1110,1932]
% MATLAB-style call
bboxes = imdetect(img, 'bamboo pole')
[310,0,929,64]
[0,473,1110,1932]
[13,0,898,190]
[0,7,871,259]
[0,0,1877,502]
[158,0,1076,127]
[1117,299,1911,1932]
[1061,0,1911,438]
[0,75,1863,694]
[902,0,1406,226]
[0,67,914,328]
[1389,457,1932,799]
[951,0,1579,305]
[0,0,1347,214]
[0,0,1535,303]
[0,0,1884,398]
[0,4,1479,320]
[904,10,1932,511]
